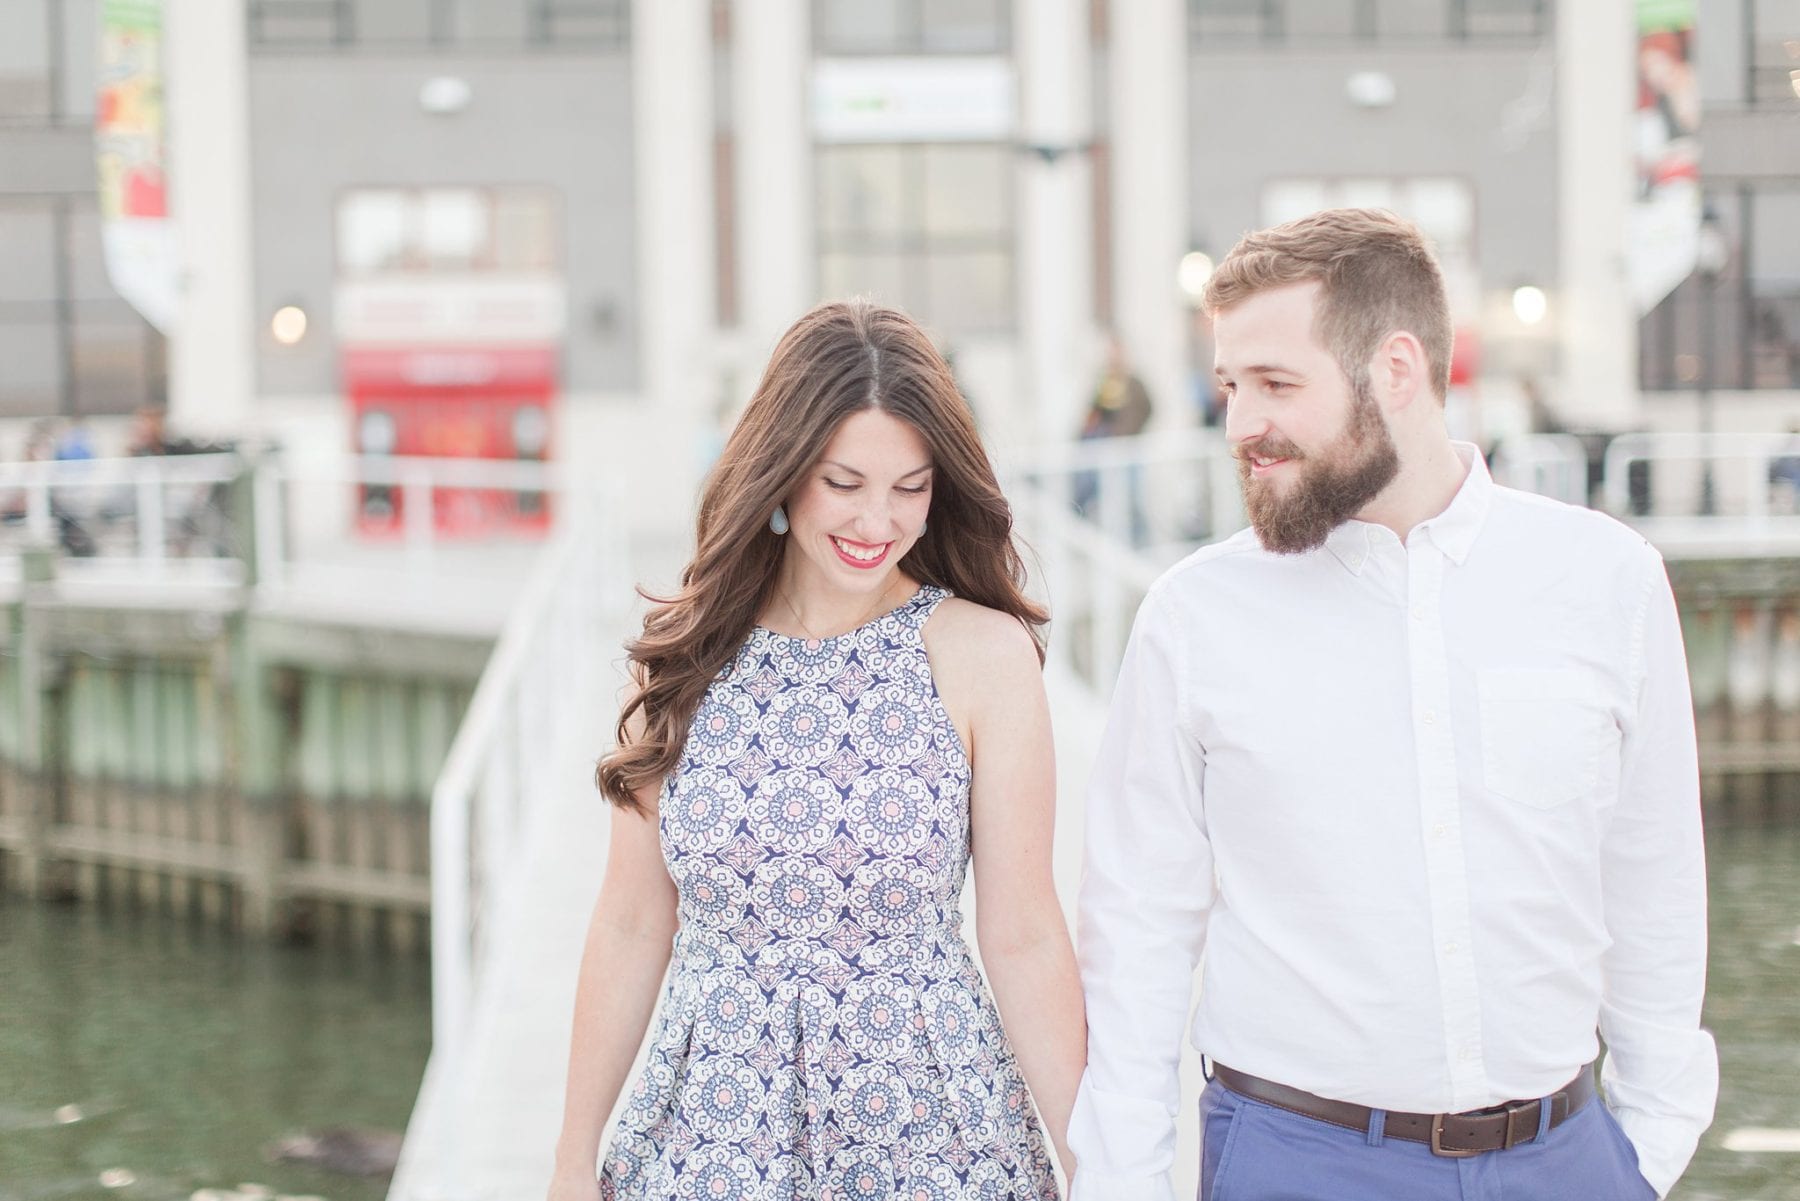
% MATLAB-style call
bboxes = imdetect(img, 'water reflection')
[1683,827,1800,1200]
[0,829,1794,1200]
[0,901,429,1201]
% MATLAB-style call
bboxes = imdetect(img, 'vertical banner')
[96,0,180,333]
[1628,0,1701,313]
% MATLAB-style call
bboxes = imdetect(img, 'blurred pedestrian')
[1072,336,1155,543]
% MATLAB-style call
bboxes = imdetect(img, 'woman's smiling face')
[781,408,933,598]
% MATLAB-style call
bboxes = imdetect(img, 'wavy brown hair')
[596,299,1048,811]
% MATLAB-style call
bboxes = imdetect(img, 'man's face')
[1214,281,1400,554]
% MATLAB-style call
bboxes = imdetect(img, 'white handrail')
[1491,433,1589,506]
[426,483,624,1052]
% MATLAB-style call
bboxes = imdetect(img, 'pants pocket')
[1198,1083,1247,1201]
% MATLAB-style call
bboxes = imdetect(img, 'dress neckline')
[752,583,940,646]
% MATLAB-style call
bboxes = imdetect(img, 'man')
[1068,209,1716,1201]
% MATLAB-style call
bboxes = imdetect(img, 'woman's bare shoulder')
[923,597,1041,679]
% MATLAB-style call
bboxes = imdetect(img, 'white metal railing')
[1006,429,1233,700]
[0,453,245,581]
[426,483,623,1053]
[253,453,570,586]
[1601,431,1800,555]
[1491,433,1590,507]
[1009,427,1244,561]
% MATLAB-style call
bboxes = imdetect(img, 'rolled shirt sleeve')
[1069,585,1214,1201]
[1598,547,1720,1198]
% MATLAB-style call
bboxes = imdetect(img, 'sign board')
[812,57,1016,143]
[335,275,567,345]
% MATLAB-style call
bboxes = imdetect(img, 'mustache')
[1234,436,1305,465]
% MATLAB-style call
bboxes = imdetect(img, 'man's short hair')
[1203,208,1453,402]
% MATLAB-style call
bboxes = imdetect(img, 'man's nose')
[1225,393,1268,445]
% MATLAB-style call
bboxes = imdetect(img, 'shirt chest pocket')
[1477,668,1617,809]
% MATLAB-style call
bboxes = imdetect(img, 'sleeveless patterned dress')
[599,585,1059,1201]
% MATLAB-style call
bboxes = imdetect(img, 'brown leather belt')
[1211,1063,1596,1157]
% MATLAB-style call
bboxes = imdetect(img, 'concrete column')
[1019,0,1096,445]
[732,0,813,376]
[1556,0,1639,429]
[631,0,718,527]
[1108,0,1190,433]
[164,0,256,437]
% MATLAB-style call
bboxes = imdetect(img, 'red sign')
[343,346,557,537]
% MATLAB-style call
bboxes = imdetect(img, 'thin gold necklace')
[778,576,901,643]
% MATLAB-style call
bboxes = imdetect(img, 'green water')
[0,829,1793,1200]
[1682,826,1800,1201]
[0,901,430,1201]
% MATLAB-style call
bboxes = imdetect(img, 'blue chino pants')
[1198,1077,1659,1201]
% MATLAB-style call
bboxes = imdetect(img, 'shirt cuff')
[1067,1168,1177,1201]
[1612,1105,1705,1199]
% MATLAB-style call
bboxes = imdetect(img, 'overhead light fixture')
[1511,285,1548,326]
[1178,251,1215,306]
[1346,71,1397,109]
[271,304,308,345]
[419,76,473,115]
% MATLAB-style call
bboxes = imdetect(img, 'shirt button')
[1459,1047,1475,1062]
[1411,606,1425,621]
[1423,711,1436,725]
[1432,824,1447,839]
[1445,941,1459,955]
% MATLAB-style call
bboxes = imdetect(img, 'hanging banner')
[96,0,179,333]
[1628,0,1701,313]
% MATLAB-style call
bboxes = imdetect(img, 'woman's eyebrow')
[822,461,932,478]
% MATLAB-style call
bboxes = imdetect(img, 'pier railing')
[425,483,624,1051]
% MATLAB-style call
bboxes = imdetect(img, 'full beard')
[1237,375,1400,555]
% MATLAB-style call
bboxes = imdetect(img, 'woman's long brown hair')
[596,299,1048,811]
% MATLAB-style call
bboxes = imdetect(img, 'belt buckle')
[1430,1114,1482,1158]
[1502,1100,1537,1150]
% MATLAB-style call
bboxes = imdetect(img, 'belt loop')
[1365,1108,1387,1147]
[1535,1095,1554,1143]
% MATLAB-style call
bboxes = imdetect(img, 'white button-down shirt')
[1069,447,1717,1201]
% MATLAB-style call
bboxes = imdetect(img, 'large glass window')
[1641,185,1800,391]
[0,198,166,418]
[0,0,98,124]
[1188,0,1547,44]
[1748,0,1800,107]
[246,0,629,51]
[336,187,559,274]
[813,0,1009,55]
[817,143,1015,334]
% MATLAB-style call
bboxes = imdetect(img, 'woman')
[548,300,1084,1201]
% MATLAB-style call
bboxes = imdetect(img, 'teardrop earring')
[919,520,928,536]
[769,505,789,535]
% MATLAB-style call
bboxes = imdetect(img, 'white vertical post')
[403,468,434,567]
[165,0,256,437]
[137,469,165,564]
[1556,0,1639,430]
[1019,0,1096,444]
[25,480,51,543]
[1108,0,1189,436]
[632,0,717,535]
[733,0,812,375]
[254,461,284,586]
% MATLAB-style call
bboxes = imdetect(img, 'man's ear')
[1373,330,1429,412]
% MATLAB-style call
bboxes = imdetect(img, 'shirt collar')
[1323,442,1491,574]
